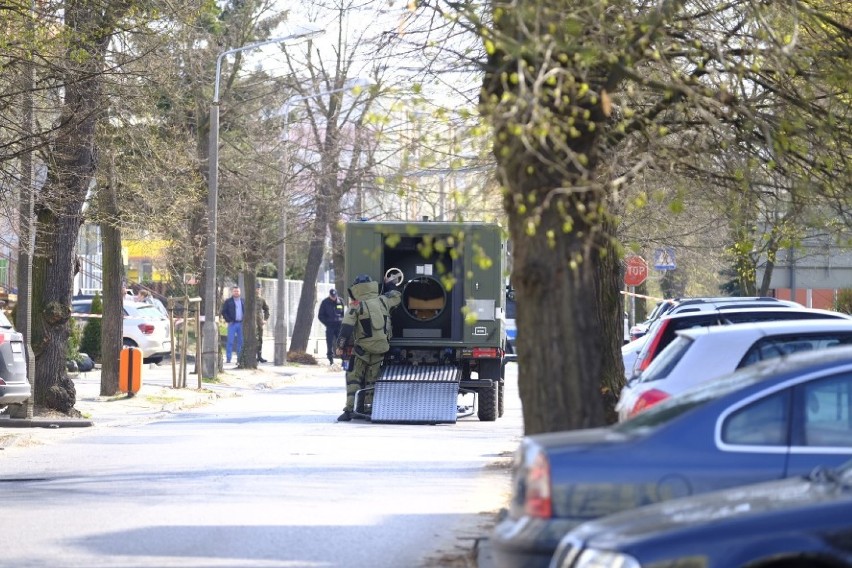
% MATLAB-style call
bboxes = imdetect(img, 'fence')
[253,278,334,356]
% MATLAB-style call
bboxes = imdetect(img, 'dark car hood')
[570,474,851,548]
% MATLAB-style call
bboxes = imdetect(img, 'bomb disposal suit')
[336,276,401,415]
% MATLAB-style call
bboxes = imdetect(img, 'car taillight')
[524,451,552,518]
[630,388,670,417]
[0,333,6,345]
[138,323,155,335]
[0,378,5,385]
[636,320,670,373]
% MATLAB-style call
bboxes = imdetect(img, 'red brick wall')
[771,288,838,310]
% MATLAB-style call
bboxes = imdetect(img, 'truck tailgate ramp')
[370,364,461,424]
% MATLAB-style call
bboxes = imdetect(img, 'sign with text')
[624,256,648,287]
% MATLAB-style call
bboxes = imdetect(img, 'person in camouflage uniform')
[335,274,401,422]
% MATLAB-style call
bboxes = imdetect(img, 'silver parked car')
[0,310,30,414]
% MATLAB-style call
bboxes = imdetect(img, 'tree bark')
[99,157,123,396]
[241,268,258,369]
[329,211,346,295]
[31,1,118,412]
[482,0,619,434]
[288,201,329,353]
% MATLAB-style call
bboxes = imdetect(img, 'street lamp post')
[202,30,324,380]
[274,80,372,365]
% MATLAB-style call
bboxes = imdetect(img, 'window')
[740,334,852,367]
[637,335,693,384]
[722,390,790,446]
[800,373,852,447]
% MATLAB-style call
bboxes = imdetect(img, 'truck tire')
[477,381,498,422]
[498,379,505,418]
[477,358,501,421]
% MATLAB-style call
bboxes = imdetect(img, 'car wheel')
[123,338,137,348]
[144,356,164,365]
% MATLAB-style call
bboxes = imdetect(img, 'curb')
[0,418,94,428]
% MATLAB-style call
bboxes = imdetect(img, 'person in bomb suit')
[335,274,401,422]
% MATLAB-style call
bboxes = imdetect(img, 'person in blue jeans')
[220,286,245,365]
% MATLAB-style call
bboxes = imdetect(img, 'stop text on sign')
[624,256,648,287]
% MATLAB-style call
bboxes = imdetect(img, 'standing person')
[334,275,401,422]
[220,286,245,366]
[255,284,270,363]
[317,288,345,365]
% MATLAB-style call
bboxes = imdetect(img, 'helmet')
[352,274,372,285]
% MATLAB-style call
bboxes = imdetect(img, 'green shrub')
[67,315,83,363]
[80,292,103,361]
[835,289,852,315]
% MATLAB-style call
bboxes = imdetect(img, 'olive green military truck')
[344,220,509,423]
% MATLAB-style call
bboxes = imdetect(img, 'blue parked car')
[491,346,852,568]
[550,459,852,568]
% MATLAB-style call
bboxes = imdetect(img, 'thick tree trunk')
[595,218,626,422]
[483,0,619,434]
[510,206,609,434]
[31,1,114,412]
[32,208,82,412]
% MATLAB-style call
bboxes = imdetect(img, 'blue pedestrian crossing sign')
[654,247,676,270]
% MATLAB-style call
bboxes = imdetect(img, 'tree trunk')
[99,158,123,397]
[482,0,618,434]
[241,268,258,369]
[31,1,114,412]
[32,208,82,412]
[329,215,346,295]
[595,218,625,423]
[510,205,609,435]
[289,200,330,353]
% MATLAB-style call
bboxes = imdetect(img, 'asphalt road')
[0,362,522,568]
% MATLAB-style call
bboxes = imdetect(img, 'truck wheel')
[477,381,498,422]
[498,380,505,418]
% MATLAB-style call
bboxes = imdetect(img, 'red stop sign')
[624,256,648,287]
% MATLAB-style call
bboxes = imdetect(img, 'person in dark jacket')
[220,286,245,365]
[317,288,345,365]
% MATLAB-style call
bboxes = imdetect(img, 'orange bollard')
[119,347,142,396]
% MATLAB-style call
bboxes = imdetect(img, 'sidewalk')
[0,358,340,449]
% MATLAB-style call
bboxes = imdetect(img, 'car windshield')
[637,335,693,383]
[125,304,163,319]
[0,310,13,328]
